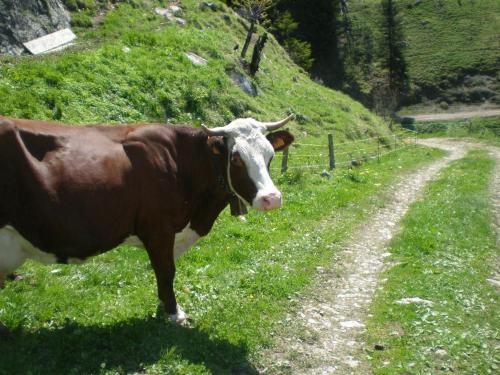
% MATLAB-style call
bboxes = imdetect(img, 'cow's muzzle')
[254,191,282,211]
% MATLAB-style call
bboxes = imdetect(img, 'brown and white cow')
[0,115,294,326]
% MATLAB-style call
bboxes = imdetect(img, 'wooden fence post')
[281,147,289,173]
[328,134,335,170]
[377,136,380,162]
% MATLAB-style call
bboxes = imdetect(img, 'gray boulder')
[0,0,70,55]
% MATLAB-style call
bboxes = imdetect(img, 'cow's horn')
[201,124,227,136]
[260,114,295,131]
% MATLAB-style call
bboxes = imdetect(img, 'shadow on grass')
[0,316,258,374]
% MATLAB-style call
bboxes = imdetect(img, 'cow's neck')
[173,128,233,235]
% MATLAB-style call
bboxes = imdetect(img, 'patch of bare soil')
[408,109,500,122]
[259,139,499,374]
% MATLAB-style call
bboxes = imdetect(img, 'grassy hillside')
[402,0,499,88]
[0,0,390,142]
[349,0,500,108]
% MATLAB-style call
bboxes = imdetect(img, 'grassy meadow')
[2,1,499,374]
[350,0,500,94]
[409,117,500,146]
[366,150,499,374]
[0,145,443,374]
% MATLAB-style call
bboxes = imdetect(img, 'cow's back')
[0,117,141,256]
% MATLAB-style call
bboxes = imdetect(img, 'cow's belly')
[122,223,200,260]
[0,225,57,273]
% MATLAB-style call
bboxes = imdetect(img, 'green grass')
[0,0,389,143]
[349,0,500,99]
[366,150,499,374]
[402,0,500,88]
[0,1,449,373]
[407,116,500,146]
[0,146,444,374]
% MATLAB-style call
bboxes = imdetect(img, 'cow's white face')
[203,116,294,211]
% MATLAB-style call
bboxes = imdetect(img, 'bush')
[71,13,93,28]
[62,0,78,11]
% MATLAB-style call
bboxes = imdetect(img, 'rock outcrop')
[0,0,70,55]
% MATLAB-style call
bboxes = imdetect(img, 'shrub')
[71,13,93,28]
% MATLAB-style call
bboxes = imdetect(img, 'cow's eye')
[231,152,244,167]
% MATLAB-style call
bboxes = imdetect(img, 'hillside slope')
[350,0,500,110]
[0,0,390,142]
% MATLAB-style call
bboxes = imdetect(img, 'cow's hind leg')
[145,230,188,325]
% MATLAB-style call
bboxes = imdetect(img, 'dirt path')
[407,109,500,122]
[260,139,500,374]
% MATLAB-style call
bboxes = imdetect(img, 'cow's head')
[203,115,294,211]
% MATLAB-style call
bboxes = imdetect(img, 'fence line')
[273,134,415,173]
[292,142,326,148]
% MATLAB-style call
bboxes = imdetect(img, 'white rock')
[435,349,448,357]
[23,28,76,55]
[185,52,207,66]
[340,320,365,328]
[168,5,182,15]
[395,297,433,305]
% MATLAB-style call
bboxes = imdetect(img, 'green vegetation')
[0,145,443,374]
[0,0,389,144]
[401,0,499,90]
[349,0,500,106]
[224,0,500,109]
[409,117,500,146]
[366,150,498,374]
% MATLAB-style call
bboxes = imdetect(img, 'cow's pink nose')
[261,192,282,210]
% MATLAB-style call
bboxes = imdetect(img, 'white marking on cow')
[168,304,188,324]
[0,225,57,273]
[174,224,200,259]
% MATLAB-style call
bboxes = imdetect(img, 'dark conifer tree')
[380,0,409,109]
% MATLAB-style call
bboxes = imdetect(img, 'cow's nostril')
[260,192,282,210]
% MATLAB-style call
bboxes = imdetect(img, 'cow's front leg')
[145,232,187,324]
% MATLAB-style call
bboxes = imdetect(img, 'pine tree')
[380,0,409,111]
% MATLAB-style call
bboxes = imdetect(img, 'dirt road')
[407,109,500,122]
[261,139,500,374]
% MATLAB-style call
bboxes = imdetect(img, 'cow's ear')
[267,130,294,152]
[207,136,226,156]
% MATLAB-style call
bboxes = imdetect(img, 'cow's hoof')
[167,305,189,326]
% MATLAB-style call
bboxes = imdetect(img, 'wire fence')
[270,128,418,174]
